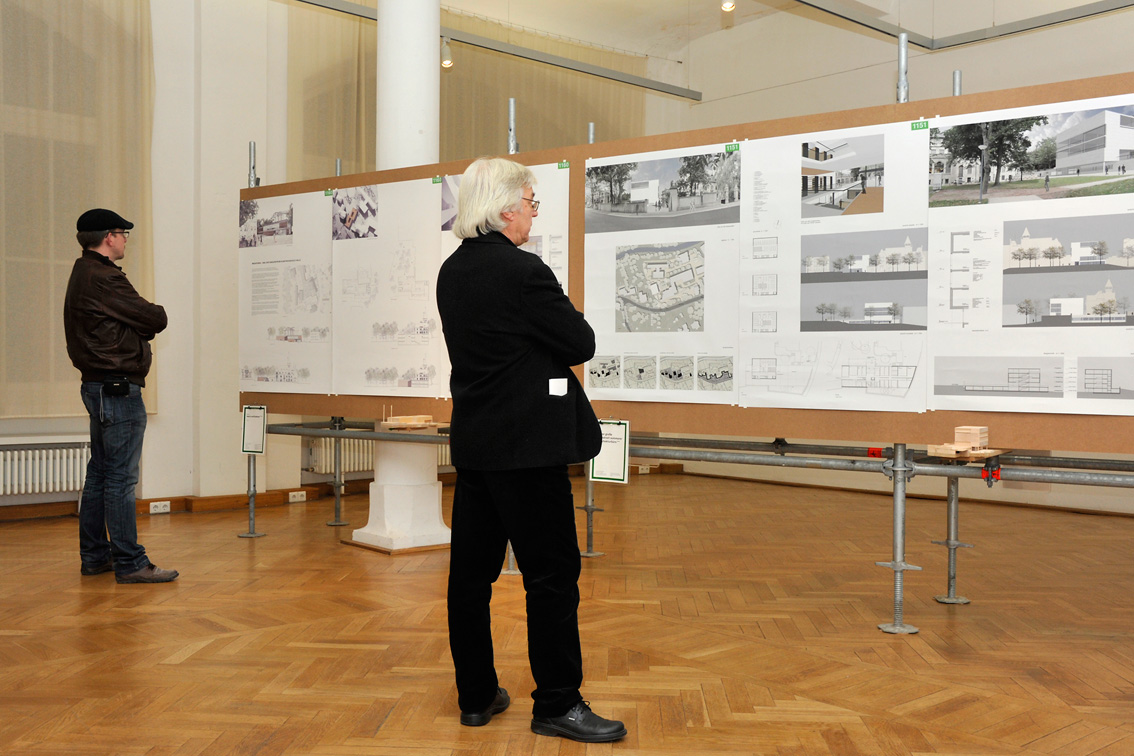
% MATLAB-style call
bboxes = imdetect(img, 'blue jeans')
[79,382,150,575]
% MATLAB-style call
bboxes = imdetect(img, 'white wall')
[147,0,298,501]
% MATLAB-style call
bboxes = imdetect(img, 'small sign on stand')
[579,419,630,558]
[590,419,630,484]
[240,405,267,538]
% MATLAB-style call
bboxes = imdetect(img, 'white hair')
[452,157,536,239]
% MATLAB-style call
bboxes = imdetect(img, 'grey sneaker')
[531,701,627,742]
[116,564,179,584]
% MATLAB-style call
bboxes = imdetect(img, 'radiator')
[305,437,451,474]
[1,444,89,496]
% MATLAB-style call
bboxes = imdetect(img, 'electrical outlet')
[149,500,171,514]
[637,465,650,474]
[289,490,306,503]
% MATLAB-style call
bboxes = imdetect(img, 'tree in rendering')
[586,163,637,205]
[1091,240,1109,264]
[941,117,1047,187]
[869,253,880,272]
[886,252,901,271]
[1016,298,1037,323]
[1121,242,1134,267]
[1043,245,1065,266]
[886,303,903,323]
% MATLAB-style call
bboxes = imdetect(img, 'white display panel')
[332,178,448,397]
[238,191,333,393]
[584,143,742,404]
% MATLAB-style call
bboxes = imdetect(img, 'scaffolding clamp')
[981,457,1002,488]
[881,458,915,482]
[772,437,788,455]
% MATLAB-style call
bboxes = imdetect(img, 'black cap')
[76,208,134,232]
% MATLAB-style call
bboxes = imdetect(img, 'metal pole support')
[577,476,605,558]
[932,475,973,604]
[877,443,919,633]
[239,454,265,538]
[327,416,349,526]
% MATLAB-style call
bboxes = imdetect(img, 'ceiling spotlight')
[441,37,453,69]
[721,1,736,10]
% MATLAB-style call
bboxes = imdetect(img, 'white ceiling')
[440,0,1134,56]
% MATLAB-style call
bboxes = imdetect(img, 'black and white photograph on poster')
[1002,213,1134,326]
[333,185,379,239]
[934,355,1065,399]
[585,149,741,234]
[615,240,705,333]
[239,199,294,247]
[800,227,928,331]
[801,134,885,218]
[929,104,1134,207]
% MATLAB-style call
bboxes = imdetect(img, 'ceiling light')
[721,1,736,11]
[441,37,453,69]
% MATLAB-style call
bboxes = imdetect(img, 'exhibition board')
[240,71,1134,454]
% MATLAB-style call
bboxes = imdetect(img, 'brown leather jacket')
[63,250,167,386]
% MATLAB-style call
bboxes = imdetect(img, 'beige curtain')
[0,0,154,418]
[285,3,647,179]
[439,11,646,162]
[286,1,375,180]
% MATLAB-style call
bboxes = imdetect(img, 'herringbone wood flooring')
[1,474,1132,755]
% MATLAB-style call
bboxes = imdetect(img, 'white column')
[376,0,440,170]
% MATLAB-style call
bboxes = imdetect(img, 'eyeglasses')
[521,197,540,212]
[108,230,131,238]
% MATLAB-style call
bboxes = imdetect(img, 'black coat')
[436,231,601,470]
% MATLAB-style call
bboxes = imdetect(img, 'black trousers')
[447,465,584,718]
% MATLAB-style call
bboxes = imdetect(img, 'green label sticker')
[324,189,333,195]
[725,143,740,152]
[432,176,442,183]
[911,120,929,130]
[558,160,570,169]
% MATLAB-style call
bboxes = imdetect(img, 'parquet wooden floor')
[1,473,1132,755]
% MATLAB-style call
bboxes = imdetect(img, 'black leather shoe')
[531,701,627,742]
[81,560,113,575]
[460,687,510,726]
[116,564,179,584]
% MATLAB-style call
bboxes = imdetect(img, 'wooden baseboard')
[0,500,78,522]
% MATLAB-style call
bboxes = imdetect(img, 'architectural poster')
[238,191,333,393]
[238,92,1134,416]
[332,178,447,397]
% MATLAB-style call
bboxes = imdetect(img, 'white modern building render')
[1054,109,1134,175]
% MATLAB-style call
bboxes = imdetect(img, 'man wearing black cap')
[64,208,178,584]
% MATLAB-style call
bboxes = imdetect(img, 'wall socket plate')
[149,500,171,514]
[289,490,307,503]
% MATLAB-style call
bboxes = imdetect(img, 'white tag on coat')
[549,378,568,396]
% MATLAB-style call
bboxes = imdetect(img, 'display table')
[343,419,451,554]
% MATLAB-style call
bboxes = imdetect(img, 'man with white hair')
[436,157,626,743]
